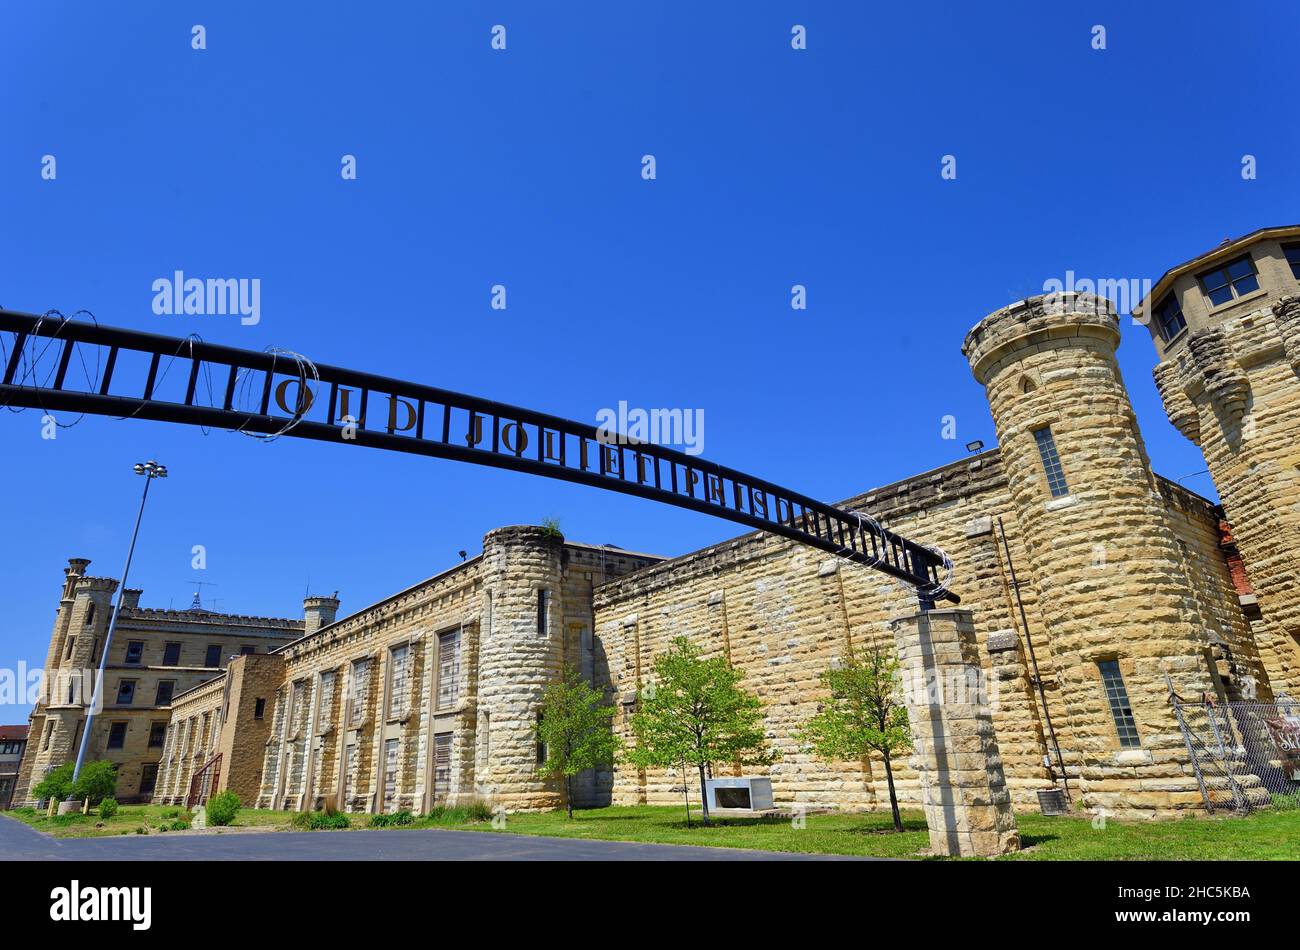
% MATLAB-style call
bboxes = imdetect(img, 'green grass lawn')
[9,801,1298,858]
[4,804,300,838]
[440,804,1300,860]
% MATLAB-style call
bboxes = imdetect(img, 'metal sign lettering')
[0,309,957,605]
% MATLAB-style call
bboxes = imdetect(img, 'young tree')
[797,643,912,832]
[534,665,621,818]
[627,636,774,825]
[71,760,119,805]
[31,763,75,804]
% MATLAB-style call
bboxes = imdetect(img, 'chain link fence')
[1171,688,1300,814]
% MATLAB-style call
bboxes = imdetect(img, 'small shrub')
[369,810,415,828]
[292,810,351,830]
[160,807,181,819]
[206,791,240,827]
[98,798,119,819]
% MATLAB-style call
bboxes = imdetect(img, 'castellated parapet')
[964,293,1219,816]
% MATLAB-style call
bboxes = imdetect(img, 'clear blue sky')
[2,2,1296,719]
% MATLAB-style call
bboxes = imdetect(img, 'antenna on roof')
[188,580,218,611]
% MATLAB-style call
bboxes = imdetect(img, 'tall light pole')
[62,460,167,811]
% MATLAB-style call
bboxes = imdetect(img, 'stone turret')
[1137,226,1300,696]
[474,526,566,811]
[964,293,1217,816]
[302,593,340,637]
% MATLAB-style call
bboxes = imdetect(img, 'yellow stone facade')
[20,226,1300,826]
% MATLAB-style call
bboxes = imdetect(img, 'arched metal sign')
[0,309,958,606]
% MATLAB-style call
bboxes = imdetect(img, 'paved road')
[0,814,864,861]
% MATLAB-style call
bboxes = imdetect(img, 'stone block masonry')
[890,609,1019,856]
[964,293,1218,817]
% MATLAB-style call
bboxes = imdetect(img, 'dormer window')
[1284,243,1300,280]
[1198,255,1259,307]
[1154,294,1186,341]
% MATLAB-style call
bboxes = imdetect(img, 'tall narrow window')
[1032,427,1070,498]
[154,680,175,706]
[148,722,167,748]
[536,712,547,765]
[1154,294,1186,342]
[383,738,399,812]
[349,658,371,726]
[204,644,222,667]
[116,680,136,706]
[388,644,411,719]
[1098,660,1141,748]
[106,721,127,750]
[84,602,96,628]
[537,589,550,636]
[124,641,144,665]
[64,636,77,661]
[139,763,158,796]
[342,742,357,809]
[438,629,461,708]
[1285,243,1300,280]
[433,734,452,797]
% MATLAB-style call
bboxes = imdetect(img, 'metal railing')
[186,753,222,808]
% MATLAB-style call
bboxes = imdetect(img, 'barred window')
[350,659,371,726]
[383,738,400,812]
[438,630,461,708]
[1098,660,1141,748]
[388,644,411,719]
[1032,427,1069,498]
[1198,255,1259,307]
[317,671,336,730]
[433,733,452,793]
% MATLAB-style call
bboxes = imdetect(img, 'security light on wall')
[966,440,985,453]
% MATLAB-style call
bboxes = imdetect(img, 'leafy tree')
[32,763,75,803]
[535,665,620,818]
[797,644,912,832]
[71,760,119,805]
[627,636,774,825]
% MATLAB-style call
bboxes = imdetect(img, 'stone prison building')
[13,224,1300,827]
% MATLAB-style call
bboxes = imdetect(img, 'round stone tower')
[474,525,566,811]
[963,293,1215,816]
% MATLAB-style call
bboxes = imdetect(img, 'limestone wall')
[594,452,1062,812]
[1153,294,1300,697]
[964,294,1216,816]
